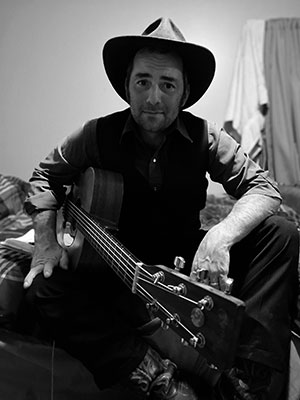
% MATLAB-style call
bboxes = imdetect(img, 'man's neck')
[140,130,166,150]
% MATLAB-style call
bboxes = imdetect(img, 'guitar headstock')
[136,263,245,370]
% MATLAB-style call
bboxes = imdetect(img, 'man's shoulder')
[82,108,130,137]
[179,111,210,139]
[180,110,206,124]
[180,111,221,139]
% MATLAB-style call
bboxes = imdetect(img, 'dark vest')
[93,108,209,270]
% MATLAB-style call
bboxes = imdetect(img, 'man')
[24,18,299,400]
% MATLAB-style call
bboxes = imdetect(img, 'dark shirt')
[24,109,281,214]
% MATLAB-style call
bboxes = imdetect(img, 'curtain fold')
[264,18,300,185]
[224,20,268,165]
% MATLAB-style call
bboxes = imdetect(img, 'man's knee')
[259,214,299,251]
[24,273,45,308]
[24,268,70,310]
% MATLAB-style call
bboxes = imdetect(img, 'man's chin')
[141,123,164,134]
[141,115,165,131]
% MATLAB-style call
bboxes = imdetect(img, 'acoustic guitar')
[60,167,245,371]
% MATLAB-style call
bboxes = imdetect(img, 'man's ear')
[181,82,190,109]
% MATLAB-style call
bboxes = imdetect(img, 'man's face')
[128,49,187,135]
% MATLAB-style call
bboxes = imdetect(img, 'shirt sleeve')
[207,121,282,201]
[24,119,100,214]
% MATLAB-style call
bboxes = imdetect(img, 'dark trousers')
[25,215,299,393]
[25,263,149,390]
[229,215,299,372]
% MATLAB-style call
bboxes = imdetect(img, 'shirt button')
[153,186,158,191]
[152,158,157,163]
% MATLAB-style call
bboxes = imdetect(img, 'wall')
[1,0,300,194]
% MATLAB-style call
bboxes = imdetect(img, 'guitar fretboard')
[63,199,143,289]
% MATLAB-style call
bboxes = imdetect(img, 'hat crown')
[142,17,186,42]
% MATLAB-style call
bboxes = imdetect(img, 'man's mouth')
[143,110,163,114]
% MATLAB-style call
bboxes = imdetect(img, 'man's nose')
[146,85,162,105]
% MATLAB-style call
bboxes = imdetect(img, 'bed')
[0,173,299,399]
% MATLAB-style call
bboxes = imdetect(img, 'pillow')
[0,174,30,219]
[0,246,31,330]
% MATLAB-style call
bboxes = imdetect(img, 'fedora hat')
[102,17,216,109]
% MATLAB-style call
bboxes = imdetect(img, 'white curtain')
[264,18,300,185]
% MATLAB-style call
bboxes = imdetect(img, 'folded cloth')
[225,19,268,159]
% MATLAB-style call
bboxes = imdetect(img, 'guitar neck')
[63,198,140,290]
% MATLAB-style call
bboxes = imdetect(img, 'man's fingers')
[23,258,57,289]
[59,250,69,270]
[23,264,44,289]
[192,256,219,284]
[219,274,234,294]
[43,260,55,278]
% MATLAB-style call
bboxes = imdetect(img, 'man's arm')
[190,122,282,287]
[191,194,280,287]
[23,121,99,288]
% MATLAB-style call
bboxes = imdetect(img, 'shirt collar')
[120,112,193,144]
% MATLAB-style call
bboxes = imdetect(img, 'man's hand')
[23,209,69,289]
[24,240,69,288]
[190,225,231,291]
[190,194,281,290]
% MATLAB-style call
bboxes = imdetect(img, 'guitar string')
[65,201,181,307]
[63,201,205,345]
[65,200,142,274]
[64,201,155,298]
[64,202,198,317]
[72,208,199,341]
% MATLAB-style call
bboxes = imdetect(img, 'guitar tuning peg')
[152,271,165,284]
[223,277,234,294]
[189,336,199,348]
[174,256,185,271]
[146,300,159,313]
[161,320,170,330]
[180,338,189,347]
[167,283,187,296]
[197,295,214,311]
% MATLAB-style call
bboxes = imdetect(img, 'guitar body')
[58,168,123,269]
[61,167,245,371]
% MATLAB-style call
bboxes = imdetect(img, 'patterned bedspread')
[0,174,32,241]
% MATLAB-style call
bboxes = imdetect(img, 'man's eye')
[163,82,176,91]
[136,80,149,87]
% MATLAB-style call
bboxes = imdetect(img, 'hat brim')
[102,35,215,109]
